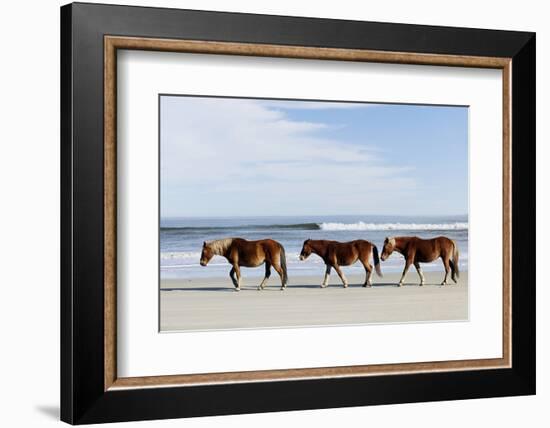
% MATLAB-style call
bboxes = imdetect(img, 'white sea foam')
[160,251,323,264]
[160,251,202,260]
[319,222,468,231]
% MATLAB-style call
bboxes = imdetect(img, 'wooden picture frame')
[61,2,535,424]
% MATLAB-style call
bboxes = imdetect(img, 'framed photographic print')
[60,2,536,424]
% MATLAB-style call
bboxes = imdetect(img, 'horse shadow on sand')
[161,282,447,292]
[287,283,443,289]
[161,286,236,292]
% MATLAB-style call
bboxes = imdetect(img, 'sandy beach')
[160,270,468,331]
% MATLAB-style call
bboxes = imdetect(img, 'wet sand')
[160,270,468,331]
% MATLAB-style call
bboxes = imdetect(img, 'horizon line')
[160,213,468,219]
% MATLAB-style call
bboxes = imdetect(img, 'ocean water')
[160,215,468,280]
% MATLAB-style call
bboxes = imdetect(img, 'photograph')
[160,95,469,331]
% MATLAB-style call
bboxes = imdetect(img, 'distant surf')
[161,221,467,233]
[319,222,468,231]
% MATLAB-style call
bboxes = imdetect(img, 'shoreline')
[160,270,468,331]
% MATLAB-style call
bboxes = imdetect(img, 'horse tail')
[451,240,460,279]
[279,244,288,285]
[373,245,383,277]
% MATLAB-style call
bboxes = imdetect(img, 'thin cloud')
[256,100,376,110]
[160,97,415,217]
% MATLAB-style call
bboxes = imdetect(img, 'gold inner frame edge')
[104,36,512,391]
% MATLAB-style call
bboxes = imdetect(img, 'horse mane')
[205,238,234,255]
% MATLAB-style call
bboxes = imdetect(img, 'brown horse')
[299,239,382,288]
[200,238,288,291]
[380,236,459,286]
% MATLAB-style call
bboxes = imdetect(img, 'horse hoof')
[440,282,447,286]
[257,286,263,291]
[321,284,328,288]
[398,283,403,287]
[420,283,425,287]
[343,284,349,288]
[235,288,241,292]
[280,287,286,291]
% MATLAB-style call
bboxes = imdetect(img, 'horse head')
[200,241,214,266]
[299,239,313,260]
[380,237,396,261]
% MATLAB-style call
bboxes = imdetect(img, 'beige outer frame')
[104,36,512,391]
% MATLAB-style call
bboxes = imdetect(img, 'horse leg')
[449,259,458,283]
[361,260,373,287]
[398,260,412,287]
[232,264,242,291]
[272,262,286,290]
[414,262,425,286]
[258,262,271,290]
[229,267,238,288]
[441,257,450,285]
[321,265,331,288]
[333,263,349,288]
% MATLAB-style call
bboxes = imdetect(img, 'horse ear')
[203,241,206,247]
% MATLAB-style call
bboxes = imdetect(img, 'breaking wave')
[319,222,468,231]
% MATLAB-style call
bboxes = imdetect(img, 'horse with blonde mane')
[380,236,459,286]
[200,238,288,291]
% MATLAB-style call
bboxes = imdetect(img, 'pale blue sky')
[160,96,468,217]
